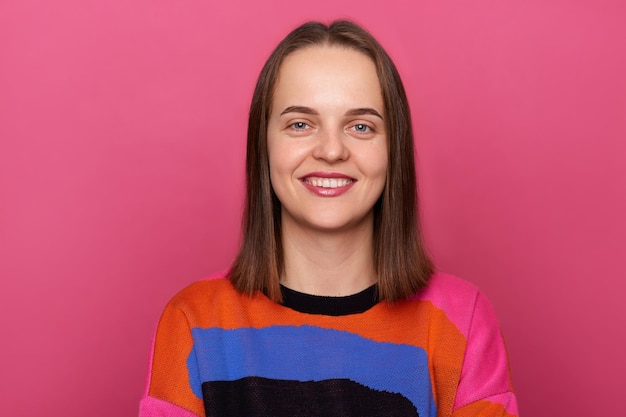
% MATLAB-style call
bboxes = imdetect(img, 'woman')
[140,20,518,417]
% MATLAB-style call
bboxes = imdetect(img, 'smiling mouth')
[302,177,355,188]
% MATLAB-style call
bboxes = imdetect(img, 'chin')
[303,215,373,234]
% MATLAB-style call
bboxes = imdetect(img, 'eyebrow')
[345,107,384,120]
[280,106,384,120]
[280,106,319,116]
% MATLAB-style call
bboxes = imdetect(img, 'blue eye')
[292,122,308,130]
[353,124,370,132]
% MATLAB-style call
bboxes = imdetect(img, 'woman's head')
[230,20,433,302]
[266,44,388,235]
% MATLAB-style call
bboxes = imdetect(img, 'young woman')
[140,21,518,417]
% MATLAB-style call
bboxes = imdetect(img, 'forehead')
[272,45,383,112]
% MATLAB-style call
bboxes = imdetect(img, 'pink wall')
[1,1,624,415]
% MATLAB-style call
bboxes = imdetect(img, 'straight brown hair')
[229,20,433,302]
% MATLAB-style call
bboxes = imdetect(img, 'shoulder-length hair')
[229,20,433,303]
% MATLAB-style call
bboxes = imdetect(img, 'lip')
[299,171,356,197]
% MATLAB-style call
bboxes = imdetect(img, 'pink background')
[1,0,624,416]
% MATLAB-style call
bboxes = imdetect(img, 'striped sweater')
[139,272,518,416]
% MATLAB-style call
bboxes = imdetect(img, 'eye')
[346,121,378,139]
[348,123,375,135]
[353,124,370,133]
[291,121,309,130]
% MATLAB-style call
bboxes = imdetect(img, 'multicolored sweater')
[139,273,518,416]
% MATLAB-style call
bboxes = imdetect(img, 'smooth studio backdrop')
[1,1,624,416]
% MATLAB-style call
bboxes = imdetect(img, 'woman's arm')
[452,292,519,416]
[139,299,205,417]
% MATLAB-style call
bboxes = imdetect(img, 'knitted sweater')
[139,273,518,416]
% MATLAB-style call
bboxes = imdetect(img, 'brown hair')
[229,20,433,302]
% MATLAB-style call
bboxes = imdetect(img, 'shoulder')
[160,272,278,329]
[416,272,481,312]
[419,272,480,300]
[164,272,241,315]
[415,272,500,338]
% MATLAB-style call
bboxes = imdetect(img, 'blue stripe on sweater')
[188,325,436,417]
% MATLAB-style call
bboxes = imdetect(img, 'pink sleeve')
[453,292,519,416]
[139,396,200,417]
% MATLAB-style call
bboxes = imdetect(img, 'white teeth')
[305,177,353,188]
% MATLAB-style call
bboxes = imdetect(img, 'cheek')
[367,147,389,183]
[268,145,289,181]
[268,139,309,177]
[369,150,389,199]
[267,136,284,180]
[267,156,284,195]
[267,143,296,199]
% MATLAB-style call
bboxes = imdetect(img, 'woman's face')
[267,45,388,234]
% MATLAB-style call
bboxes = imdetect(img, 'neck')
[280,214,377,296]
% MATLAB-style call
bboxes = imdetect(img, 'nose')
[312,128,349,163]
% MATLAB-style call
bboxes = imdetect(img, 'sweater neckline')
[280,284,379,316]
